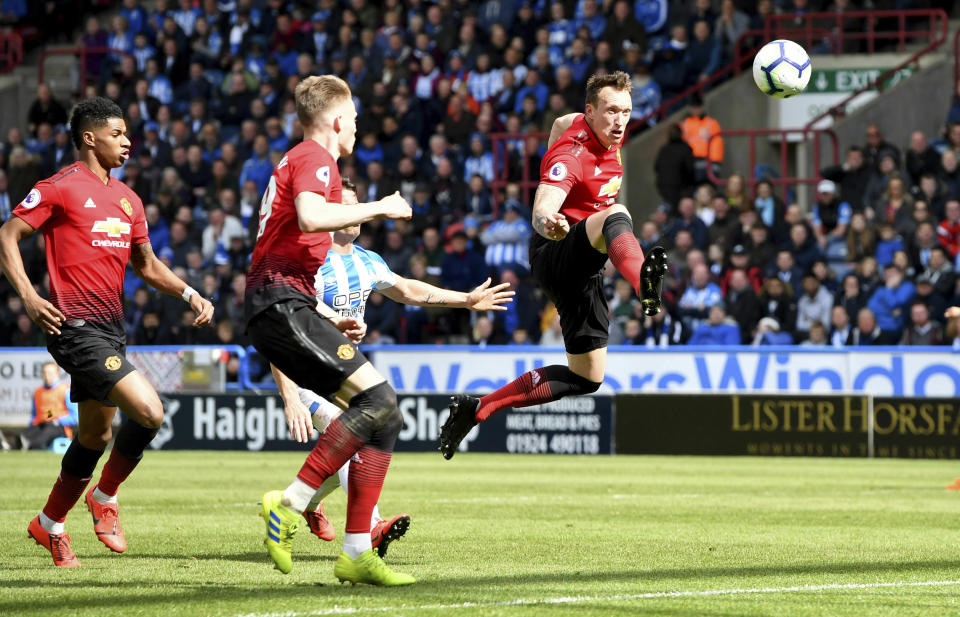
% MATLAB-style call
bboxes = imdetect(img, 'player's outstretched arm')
[548,113,581,148]
[531,184,571,241]
[0,216,65,334]
[295,191,412,233]
[270,364,313,443]
[381,276,515,311]
[313,299,367,343]
[130,241,214,326]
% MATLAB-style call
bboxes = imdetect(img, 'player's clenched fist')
[378,192,412,220]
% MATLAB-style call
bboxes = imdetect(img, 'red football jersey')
[539,114,624,224]
[245,139,342,321]
[12,162,148,324]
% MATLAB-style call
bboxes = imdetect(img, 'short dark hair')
[585,71,632,107]
[69,97,123,150]
[341,176,357,195]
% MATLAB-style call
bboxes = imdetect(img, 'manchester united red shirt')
[12,162,148,324]
[245,139,342,322]
[539,114,624,224]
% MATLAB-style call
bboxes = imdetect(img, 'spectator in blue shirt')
[441,231,489,292]
[238,135,273,195]
[679,263,724,331]
[563,38,593,85]
[631,62,662,126]
[514,70,549,113]
[546,3,576,52]
[108,15,135,63]
[635,0,669,37]
[867,264,916,336]
[464,133,495,184]
[145,57,173,105]
[575,0,606,41]
[811,179,852,256]
[120,0,149,36]
[172,0,202,37]
[688,305,741,345]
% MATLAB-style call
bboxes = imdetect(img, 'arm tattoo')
[423,293,447,305]
[130,241,155,272]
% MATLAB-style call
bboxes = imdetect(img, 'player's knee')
[381,405,403,437]
[79,426,112,450]
[569,370,602,394]
[604,203,631,219]
[139,400,164,429]
[351,381,397,426]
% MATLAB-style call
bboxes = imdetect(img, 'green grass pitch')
[2,451,960,616]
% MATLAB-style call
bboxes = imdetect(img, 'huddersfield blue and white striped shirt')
[316,246,398,321]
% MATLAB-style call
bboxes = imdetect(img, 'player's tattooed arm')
[548,113,581,148]
[131,241,214,326]
[382,277,514,311]
[531,184,571,241]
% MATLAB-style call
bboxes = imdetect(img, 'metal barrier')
[0,32,23,74]
[705,128,839,193]
[488,130,548,211]
[37,46,126,88]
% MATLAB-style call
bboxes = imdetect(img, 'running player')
[272,177,513,557]
[440,71,668,459]
[0,97,214,567]
[245,75,415,586]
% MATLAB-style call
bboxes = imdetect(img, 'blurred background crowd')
[0,0,959,364]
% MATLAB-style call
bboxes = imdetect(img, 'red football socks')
[296,419,364,489]
[608,233,646,295]
[42,472,92,523]
[345,447,392,534]
[96,448,141,497]
[476,367,558,422]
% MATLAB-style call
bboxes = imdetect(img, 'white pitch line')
[232,579,960,617]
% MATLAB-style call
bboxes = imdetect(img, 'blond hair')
[295,75,352,128]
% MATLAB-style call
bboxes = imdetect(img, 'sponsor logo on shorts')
[337,344,355,360]
[20,188,41,209]
[547,162,567,182]
[120,197,133,217]
[104,356,122,371]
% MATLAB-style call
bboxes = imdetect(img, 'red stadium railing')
[37,46,126,89]
[629,8,948,133]
[0,32,23,74]
[704,128,839,196]
[488,130,549,211]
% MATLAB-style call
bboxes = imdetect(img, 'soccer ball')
[752,40,812,99]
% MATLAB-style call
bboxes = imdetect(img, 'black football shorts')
[47,319,136,405]
[247,299,368,399]
[530,220,611,354]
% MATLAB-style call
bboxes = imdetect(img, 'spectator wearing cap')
[811,178,852,258]
[901,301,943,345]
[863,124,901,172]
[752,316,793,345]
[796,274,833,340]
[821,146,871,209]
[655,123,696,209]
[721,244,762,293]
[867,265,915,339]
[688,305,740,345]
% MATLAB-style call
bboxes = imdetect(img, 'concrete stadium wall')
[0,73,26,141]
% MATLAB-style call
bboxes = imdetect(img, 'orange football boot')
[27,516,81,567]
[303,502,336,541]
[85,486,126,553]
[370,513,410,558]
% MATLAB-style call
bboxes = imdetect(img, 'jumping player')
[245,75,415,586]
[272,178,513,557]
[0,97,214,567]
[440,71,668,458]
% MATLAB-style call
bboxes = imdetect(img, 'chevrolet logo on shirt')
[597,175,622,198]
[91,217,131,238]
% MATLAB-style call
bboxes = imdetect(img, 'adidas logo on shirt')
[83,198,97,208]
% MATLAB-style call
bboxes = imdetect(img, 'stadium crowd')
[0,0,958,357]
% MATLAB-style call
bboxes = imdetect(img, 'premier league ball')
[752,40,812,99]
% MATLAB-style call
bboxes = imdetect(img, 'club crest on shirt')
[548,162,567,181]
[337,344,355,360]
[316,166,330,186]
[120,197,132,217]
[104,356,122,371]
[20,188,41,209]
